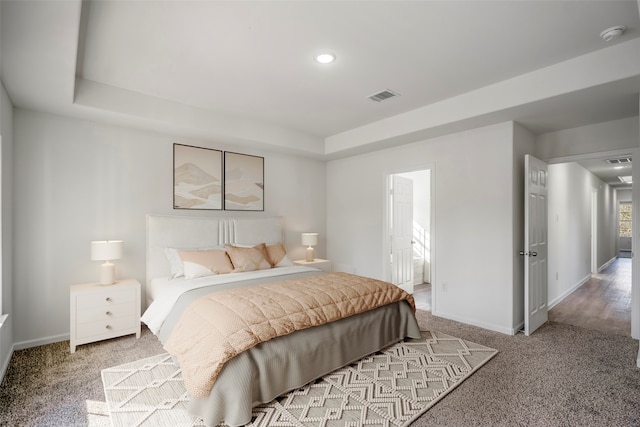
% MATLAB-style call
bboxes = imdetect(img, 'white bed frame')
[146,214,284,293]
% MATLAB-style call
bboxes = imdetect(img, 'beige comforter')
[164,272,415,398]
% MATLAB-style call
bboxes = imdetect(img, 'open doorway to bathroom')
[385,168,432,311]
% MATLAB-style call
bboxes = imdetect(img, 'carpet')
[101,331,497,427]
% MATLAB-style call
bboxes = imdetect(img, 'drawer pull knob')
[106,297,112,302]
[105,311,112,316]
[106,325,112,330]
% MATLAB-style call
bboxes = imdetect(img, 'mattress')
[147,276,170,305]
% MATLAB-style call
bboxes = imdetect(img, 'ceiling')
[578,155,634,189]
[75,0,639,137]
[1,1,640,181]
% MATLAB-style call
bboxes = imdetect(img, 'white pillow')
[178,248,234,279]
[164,247,184,279]
[164,246,222,279]
[275,254,295,267]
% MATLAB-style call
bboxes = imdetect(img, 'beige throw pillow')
[177,249,234,279]
[265,243,294,267]
[226,243,272,272]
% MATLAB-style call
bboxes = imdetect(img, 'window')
[619,202,632,237]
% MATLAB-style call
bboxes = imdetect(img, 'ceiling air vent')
[605,156,632,164]
[368,89,400,103]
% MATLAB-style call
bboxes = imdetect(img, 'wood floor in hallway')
[549,257,631,336]
[413,257,631,337]
[413,282,431,311]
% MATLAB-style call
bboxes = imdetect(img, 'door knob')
[519,251,538,257]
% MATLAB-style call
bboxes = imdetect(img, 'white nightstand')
[294,259,332,273]
[70,278,141,353]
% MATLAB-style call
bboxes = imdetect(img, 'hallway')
[413,282,431,312]
[413,258,631,336]
[549,257,632,336]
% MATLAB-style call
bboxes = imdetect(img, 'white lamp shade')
[91,240,123,261]
[301,233,318,246]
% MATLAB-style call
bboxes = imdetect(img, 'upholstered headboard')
[146,214,284,285]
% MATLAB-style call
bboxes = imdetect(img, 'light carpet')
[101,331,497,427]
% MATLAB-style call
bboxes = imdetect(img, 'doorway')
[545,148,637,341]
[384,168,432,306]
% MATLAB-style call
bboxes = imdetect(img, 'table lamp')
[91,240,123,285]
[301,233,318,262]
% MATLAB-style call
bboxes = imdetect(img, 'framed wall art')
[224,151,264,211]
[173,143,223,210]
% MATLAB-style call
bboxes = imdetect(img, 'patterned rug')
[101,331,497,427]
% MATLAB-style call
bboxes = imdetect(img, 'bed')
[141,214,421,427]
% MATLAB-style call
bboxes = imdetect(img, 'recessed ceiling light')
[619,176,633,184]
[315,53,336,64]
[600,25,626,42]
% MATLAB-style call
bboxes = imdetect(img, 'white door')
[524,155,548,335]
[392,175,414,293]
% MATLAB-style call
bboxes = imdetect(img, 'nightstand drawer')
[76,315,137,339]
[76,287,136,308]
[76,302,136,323]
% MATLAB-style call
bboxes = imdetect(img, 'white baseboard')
[548,273,591,310]
[0,343,14,382]
[513,321,525,334]
[13,333,69,351]
[598,256,617,272]
[0,314,13,383]
[1,331,71,382]
[431,309,516,336]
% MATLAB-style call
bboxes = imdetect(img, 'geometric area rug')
[101,331,497,427]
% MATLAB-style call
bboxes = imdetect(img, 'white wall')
[618,189,632,202]
[597,180,618,266]
[0,81,13,376]
[327,122,520,334]
[547,162,617,308]
[12,109,327,346]
[536,117,639,160]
